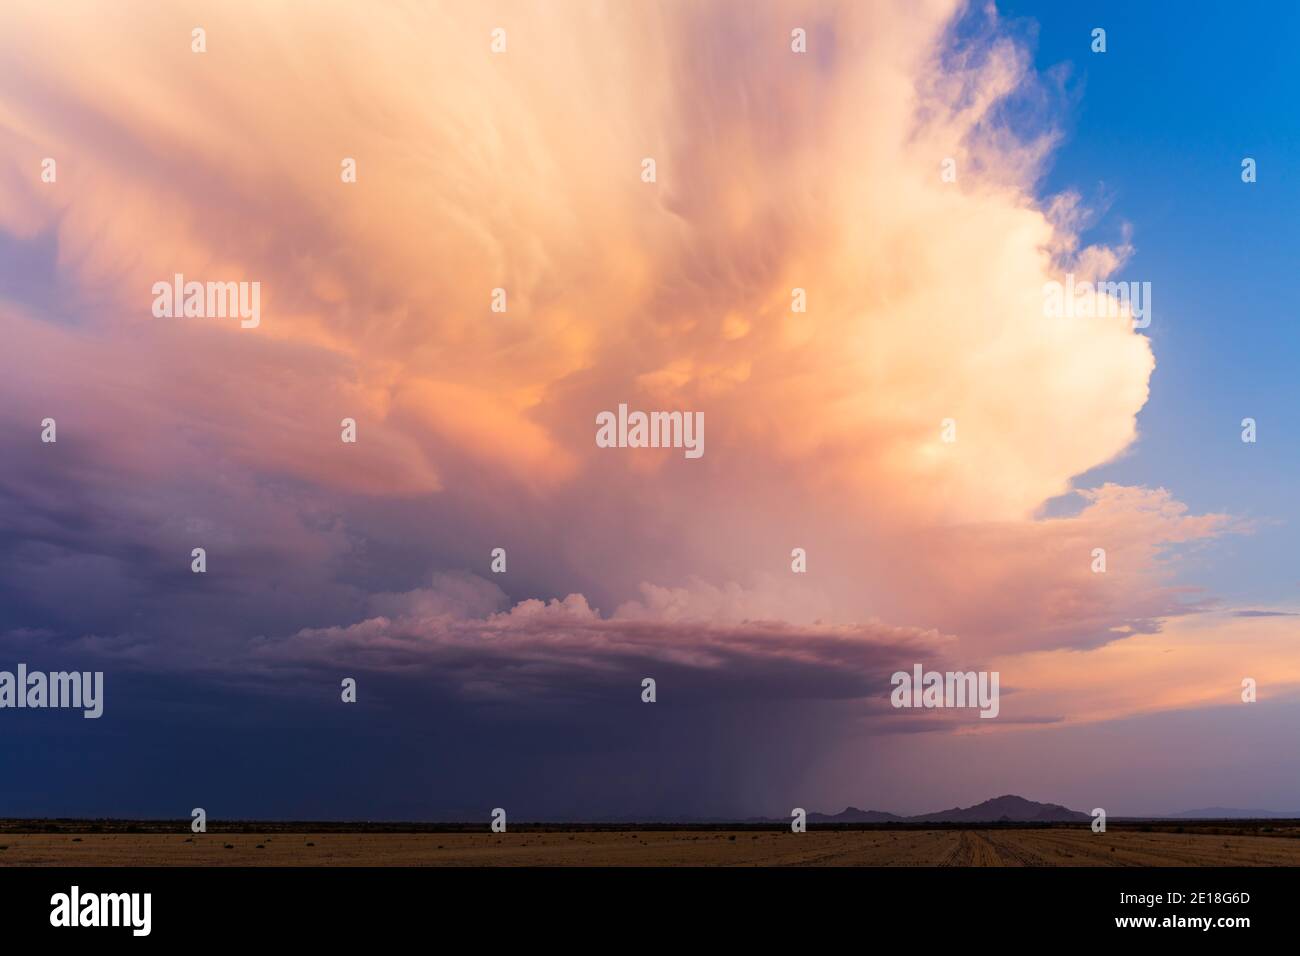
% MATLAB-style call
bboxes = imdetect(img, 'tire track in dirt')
[941,830,1003,866]
[1021,829,1131,866]
[980,829,1052,866]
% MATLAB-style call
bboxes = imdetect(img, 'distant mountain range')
[806,807,905,823]
[793,796,1300,824]
[805,794,1090,824]
[1168,807,1300,819]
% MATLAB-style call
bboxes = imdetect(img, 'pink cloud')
[258,572,948,705]
[0,1,1257,739]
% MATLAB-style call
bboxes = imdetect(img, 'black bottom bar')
[0,865,1285,941]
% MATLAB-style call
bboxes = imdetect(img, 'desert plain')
[2,822,1298,866]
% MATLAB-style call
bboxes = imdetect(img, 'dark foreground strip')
[0,865,1285,942]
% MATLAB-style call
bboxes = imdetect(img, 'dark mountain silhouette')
[800,794,1090,824]
[909,794,1089,823]
[807,807,905,823]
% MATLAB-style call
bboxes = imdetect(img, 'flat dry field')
[3,827,1300,866]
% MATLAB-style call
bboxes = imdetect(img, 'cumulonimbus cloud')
[0,1,1261,738]
[2,0,1148,514]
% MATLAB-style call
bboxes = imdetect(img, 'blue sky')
[1000,0,1300,605]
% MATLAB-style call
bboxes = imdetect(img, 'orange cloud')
[1,0,1150,513]
[990,610,1300,726]
[0,1,1255,735]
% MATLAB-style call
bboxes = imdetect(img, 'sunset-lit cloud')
[0,0,1283,818]
[2,0,1151,518]
[990,609,1300,726]
[255,572,946,704]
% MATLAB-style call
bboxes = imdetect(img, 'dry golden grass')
[2,827,1298,866]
